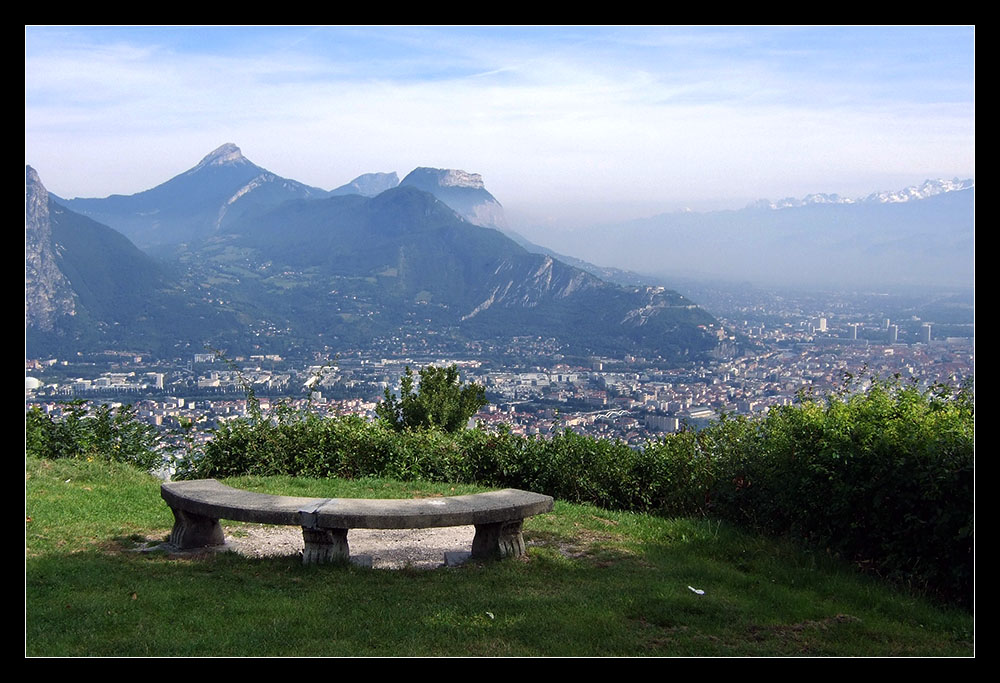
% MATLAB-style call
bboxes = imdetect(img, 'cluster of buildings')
[26,286,974,447]
[27,337,973,449]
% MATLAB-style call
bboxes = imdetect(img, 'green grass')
[25,457,973,656]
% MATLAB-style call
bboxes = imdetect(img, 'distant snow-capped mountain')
[751,178,974,210]
[861,178,974,204]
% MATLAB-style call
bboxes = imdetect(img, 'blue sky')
[25,26,974,230]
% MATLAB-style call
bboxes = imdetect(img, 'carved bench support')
[169,507,225,549]
[302,527,350,565]
[472,519,526,559]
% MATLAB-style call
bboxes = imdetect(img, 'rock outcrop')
[400,167,507,230]
[25,166,76,331]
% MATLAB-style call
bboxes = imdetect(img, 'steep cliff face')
[400,167,507,230]
[460,256,602,320]
[25,166,76,331]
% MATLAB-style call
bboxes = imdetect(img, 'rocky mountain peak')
[403,168,485,190]
[26,165,48,226]
[26,165,47,214]
[399,167,505,230]
[26,164,42,188]
[192,143,248,171]
[330,171,400,197]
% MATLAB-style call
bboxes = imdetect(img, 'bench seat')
[161,479,553,565]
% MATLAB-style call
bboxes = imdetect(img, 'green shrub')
[25,401,161,471]
[376,365,487,432]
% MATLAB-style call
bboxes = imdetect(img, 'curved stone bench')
[161,479,553,564]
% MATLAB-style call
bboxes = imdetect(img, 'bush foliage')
[26,401,161,471]
[703,380,974,605]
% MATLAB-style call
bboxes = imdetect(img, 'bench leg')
[472,520,526,559]
[302,527,350,565]
[168,507,225,549]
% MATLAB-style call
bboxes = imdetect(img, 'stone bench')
[161,479,553,565]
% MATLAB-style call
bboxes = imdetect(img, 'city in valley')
[26,285,974,452]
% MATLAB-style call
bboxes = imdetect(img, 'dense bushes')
[192,415,700,512]
[704,381,974,605]
[26,401,161,471]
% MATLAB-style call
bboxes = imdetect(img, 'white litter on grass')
[486,612,495,620]
[688,586,705,595]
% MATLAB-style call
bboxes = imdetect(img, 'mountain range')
[26,147,719,360]
[55,144,510,250]
[56,144,329,250]
[29,143,972,359]
[557,180,974,289]
[747,178,974,210]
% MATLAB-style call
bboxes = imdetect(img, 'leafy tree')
[376,365,487,433]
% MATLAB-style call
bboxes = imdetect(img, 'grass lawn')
[25,457,973,656]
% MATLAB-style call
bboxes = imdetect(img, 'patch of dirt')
[529,527,642,566]
[145,524,478,570]
[590,515,620,526]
